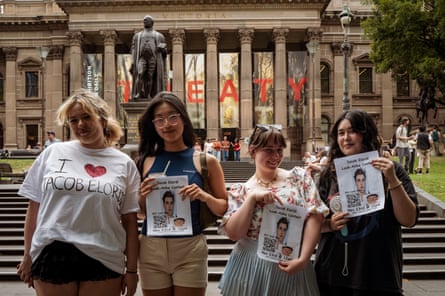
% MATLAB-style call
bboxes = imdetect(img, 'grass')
[1,155,445,203]
[408,155,445,203]
[1,158,35,173]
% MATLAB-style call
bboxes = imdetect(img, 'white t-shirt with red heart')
[19,140,140,274]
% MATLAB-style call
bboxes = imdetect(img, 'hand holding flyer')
[333,151,385,217]
[145,175,193,236]
[257,203,307,263]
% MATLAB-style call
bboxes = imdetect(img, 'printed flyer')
[257,203,307,263]
[146,175,192,236]
[333,151,385,217]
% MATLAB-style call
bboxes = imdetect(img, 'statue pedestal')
[121,100,149,159]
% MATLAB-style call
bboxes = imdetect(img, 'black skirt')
[31,240,121,284]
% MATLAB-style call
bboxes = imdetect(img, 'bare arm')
[18,200,39,286]
[120,212,139,296]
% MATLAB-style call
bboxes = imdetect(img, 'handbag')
[199,152,219,230]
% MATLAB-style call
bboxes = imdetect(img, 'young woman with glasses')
[218,124,329,295]
[136,91,228,296]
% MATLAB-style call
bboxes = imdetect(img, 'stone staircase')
[1,162,445,281]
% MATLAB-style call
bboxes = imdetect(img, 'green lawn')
[408,155,445,202]
[2,155,445,203]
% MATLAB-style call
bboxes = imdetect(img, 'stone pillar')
[2,47,18,149]
[381,71,394,140]
[331,42,344,120]
[46,45,64,138]
[101,30,117,117]
[238,28,254,140]
[169,29,185,101]
[67,31,84,93]
[306,28,323,152]
[204,28,220,139]
[272,28,289,134]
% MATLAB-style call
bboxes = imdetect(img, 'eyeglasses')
[152,113,181,128]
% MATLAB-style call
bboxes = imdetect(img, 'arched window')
[396,73,410,97]
[320,62,330,94]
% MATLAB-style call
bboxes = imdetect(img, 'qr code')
[153,214,167,228]
[346,193,361,208]
[262,236,277,253]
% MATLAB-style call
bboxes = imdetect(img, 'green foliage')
[362,0,445,96]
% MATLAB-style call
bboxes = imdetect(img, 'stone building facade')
[0,0,442,159]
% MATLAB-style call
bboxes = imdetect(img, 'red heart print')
[84,164,107,177]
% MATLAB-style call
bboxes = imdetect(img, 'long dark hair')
[320,110,381,184]
[137,91,196,159]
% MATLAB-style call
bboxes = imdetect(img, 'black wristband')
[126,270,138,274]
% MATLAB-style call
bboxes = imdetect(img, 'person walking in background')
[430,125,441,156]
[204,138,214,155]
[137,91,228,296]
[232,138,241,161]
[314,110,419,295]
[221,136,231,161]
[416,125,433,174]
[395,117,414,172]
[218,124,329,295]
[16,89,140,296]
[212,138,222,161]
[43,130,61,148]
[408,131,417,175]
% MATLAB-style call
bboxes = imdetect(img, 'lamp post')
[306,40,319,153]
[339,4,353,112]
[38,46,49,148]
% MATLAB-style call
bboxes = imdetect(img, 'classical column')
[67,31,84,93]
[204,28,220,139]
[169,29,185,101]
[2,47,18,149]
[272,28,289,135]
[46,45,64,138]
[238,28,254,139]
[101,30,117,117]
[331,41,353,120]
[306,28,322,152]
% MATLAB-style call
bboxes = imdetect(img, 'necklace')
[255,173,277,188]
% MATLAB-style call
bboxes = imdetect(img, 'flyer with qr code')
[146,175,193,236]
[333,151,385,217]
[257,203,307,263]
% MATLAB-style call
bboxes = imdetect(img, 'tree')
[362,0,445,103]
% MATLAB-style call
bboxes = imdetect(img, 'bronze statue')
[131,15,167,100]
[416,85,438,124]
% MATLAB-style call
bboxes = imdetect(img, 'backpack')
[417,133,431,150]
[199,152,219,230]
[432,130,439,142]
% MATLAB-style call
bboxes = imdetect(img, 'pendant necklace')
[255,173,277,188]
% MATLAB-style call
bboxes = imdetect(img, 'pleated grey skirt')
[218,238,320,296]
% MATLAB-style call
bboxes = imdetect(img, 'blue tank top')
[141,148,203,236]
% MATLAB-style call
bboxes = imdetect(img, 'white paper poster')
[146,176,192,236]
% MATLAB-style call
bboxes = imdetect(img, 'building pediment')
[18,57,42,69]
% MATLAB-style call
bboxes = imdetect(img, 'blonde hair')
[56,89,123,146]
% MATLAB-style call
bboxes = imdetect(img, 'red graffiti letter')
[220,80,239,102]
[253,78,273,102]
[187,80,204,103]
[288,77,307,102]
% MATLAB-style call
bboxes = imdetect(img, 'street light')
[339,4,353,112]
[306,39,319,153]
[38,46,49,148]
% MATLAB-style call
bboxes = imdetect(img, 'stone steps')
[1,175,445,281]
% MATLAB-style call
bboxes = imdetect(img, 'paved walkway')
[1,279,444,295]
